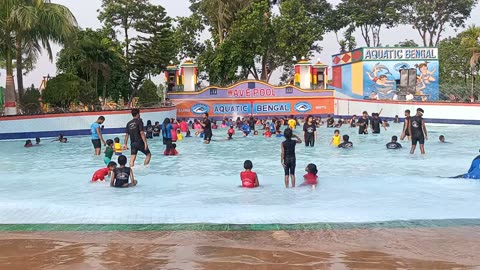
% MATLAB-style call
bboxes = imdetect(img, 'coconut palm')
[0,0,77,115]
[460,25,480,99]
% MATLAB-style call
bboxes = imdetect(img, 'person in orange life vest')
[227,125,235,140]
[92,161,117,182]
[300,163,318,189]
[240,160,259,188]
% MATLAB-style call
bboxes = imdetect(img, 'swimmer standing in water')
[281,128,302,188]
[200,113,213,144]
[400,109,411,141]
[409,108,428,154]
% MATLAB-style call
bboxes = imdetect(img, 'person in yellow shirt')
[330,129,341,147]
[177,129,183,141]
[287,115,297,129]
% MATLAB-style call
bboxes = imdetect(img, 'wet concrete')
[0,227,479,269]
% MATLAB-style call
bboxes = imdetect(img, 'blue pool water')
[0,123,479,224]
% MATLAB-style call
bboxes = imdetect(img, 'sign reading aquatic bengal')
[173,98,334,118]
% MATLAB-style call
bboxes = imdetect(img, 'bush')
[20,85,42,114]
[42,73,99,111]
[43,74,82,110]
[137,79,160,107]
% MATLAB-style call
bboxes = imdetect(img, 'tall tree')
[336,0,401,47]
[399,0,478,47]
[189,0,253,45]
[460,25,480,98]
[98,0,149,79]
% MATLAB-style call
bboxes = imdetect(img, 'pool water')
[0,123,479,224]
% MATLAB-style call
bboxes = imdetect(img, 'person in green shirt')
[104,139,114,164]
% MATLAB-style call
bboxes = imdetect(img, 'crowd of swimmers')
[22,108,477,188]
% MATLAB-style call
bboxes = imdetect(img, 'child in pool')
[227,125,235,140]
[330,129,341,146]
[104,139,114,164]
[24,140,33,147]
[113,137,125,156]
[338,135,353,148]
[281,128,302,188]
[300,163,318,190]
[240,160,259,188]
[153,121,161,137]
[263,129,272,138]
[110,155,137,187]
[146,120,153,139]
[92,161,117,182]
[195,130,204,138]
[35,137,41,144]
[177,129,183,141]
[164,143,179,156]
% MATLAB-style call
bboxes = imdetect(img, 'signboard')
[174,98,334,118]
[168,81,334,100]
[363,48,438,61]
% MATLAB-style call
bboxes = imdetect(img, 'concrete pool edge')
[1,219,480,232]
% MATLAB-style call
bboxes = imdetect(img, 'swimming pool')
[0,122,479,225]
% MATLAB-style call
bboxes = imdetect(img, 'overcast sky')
[1,0,479,87]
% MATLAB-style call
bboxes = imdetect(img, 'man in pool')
[356,111,369,134]
[200,113,213,144]
[90,116,106,155]
[409,108,428,154]
[386,136,402,149]
[338,135,353,148]
[124,109,151,167]
[400,109,411,141]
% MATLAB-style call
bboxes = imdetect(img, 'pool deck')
[1,226,479,269]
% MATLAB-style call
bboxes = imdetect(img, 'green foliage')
[98,1,176,101]
[137,80,160,107]
[20,84,41,114]
[197,0,328,84]
[173,14,206,59]
[57,28,129,102]
[394,39,419,47]
[42,74,92,110]
[398,0,478,46]
[336,0,402,47]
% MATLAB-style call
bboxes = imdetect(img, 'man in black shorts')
[124,109,151,167]
[409,108,428,154]
[200,113,213,144]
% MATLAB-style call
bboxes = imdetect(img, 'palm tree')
[16,0,77,99]
[461,25,480,100]
[0,0,77,115]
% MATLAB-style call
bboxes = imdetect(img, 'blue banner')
[254,103,291,114]
[213,103,251,115]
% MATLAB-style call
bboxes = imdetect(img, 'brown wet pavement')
[0,227,479,269]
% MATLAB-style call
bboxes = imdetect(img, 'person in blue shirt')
[453,154,480,179]
[242,121,251,137]
[162,118,173,155]
[90,116,106,155]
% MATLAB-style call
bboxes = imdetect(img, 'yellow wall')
[351,62,363,96]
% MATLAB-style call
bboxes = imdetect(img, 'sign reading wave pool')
[363,48,438,61]
[227,88,276,98]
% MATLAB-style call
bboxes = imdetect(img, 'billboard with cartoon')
[363,60,439,100]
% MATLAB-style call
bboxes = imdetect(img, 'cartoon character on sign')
[416,62,436,84]
[366,63,396,97]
